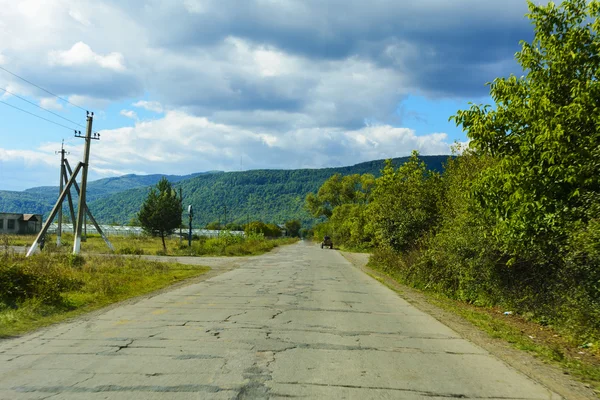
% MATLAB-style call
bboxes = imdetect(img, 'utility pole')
[188,205,193,247]
[224,205,227,229]
[64,159,113,252]
[179,187,183,246]
[27,112,111,257]
[55,140,69,246]
[73,112,98,255]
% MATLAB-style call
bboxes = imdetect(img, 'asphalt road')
[0,241,561,399]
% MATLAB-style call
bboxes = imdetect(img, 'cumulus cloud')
[48,42,126,71]
[0,148,58,191]
[120,109,138,120]
[0,0,532,189]
[83,111,454,177]
[133,101,164,113]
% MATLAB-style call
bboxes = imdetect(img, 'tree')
[138,178,183,251]
[367,151,442,252]
[205,221,222,230]
[305,173,375,219]
[452,0,600,258]
[284,219,301,237]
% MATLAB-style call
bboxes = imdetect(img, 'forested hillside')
[0,156,447,227]
[88,156,448,227]
[0,172,206,217]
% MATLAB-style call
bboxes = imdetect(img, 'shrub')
[0,254,83,307]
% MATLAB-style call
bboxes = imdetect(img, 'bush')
[0,254,83,307]
[117,247,145,255]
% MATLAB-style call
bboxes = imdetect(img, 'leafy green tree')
[367,151,442,252]
[266,223,282,237]
[205,221,221,230]
[225,222,243,231]
[127,215,140,227]
[452,0,600,259]
[284,220,301,237]
[138,178,183,251]
[305,173,375,219]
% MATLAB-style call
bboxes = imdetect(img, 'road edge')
[340,251,597,400]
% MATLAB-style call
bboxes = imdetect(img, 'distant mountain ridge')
[0,155,451,227]
[0,172,209,217]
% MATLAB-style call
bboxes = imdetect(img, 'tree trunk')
[161,232,166,252]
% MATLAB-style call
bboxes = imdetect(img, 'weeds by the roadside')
[6,233,298,257]
[366,257,600,391]
[0,252,209,338]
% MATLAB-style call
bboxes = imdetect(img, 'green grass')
[0,251,210,338]
[3,233,299,257]
[367,261,600,391]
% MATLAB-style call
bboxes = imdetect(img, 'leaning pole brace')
[26,162,84,257]
[64,159,114,252]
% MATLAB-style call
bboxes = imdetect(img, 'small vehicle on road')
[321,236,334,249]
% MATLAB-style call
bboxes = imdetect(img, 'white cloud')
[40,97,63,111]
[120,109,138,120]
[183,0,210,14]
[0,0,529,189]
[84,111,453,177]
[0,148,58,190]
[68,9,92,27]
[133,100,164,113]
[48,42,126,71]
[68,95,111,110]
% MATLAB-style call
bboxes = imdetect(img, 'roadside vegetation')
[307,0,600,385]
[4,232,298,257]
[0,249,209,338]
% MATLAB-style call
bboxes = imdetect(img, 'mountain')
[88,155,450,227]
[0,155,450,227]
[0,172,207,216]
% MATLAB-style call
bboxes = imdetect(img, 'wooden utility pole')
[73,112,98,255]
[26,111,111,257]
[179,187,183,246]
[64,159,113,252]
[188,205,193,247]
[55,140,68,246]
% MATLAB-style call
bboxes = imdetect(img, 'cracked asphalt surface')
[0,241,561,399]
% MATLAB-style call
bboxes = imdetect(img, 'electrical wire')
[0,65,88,112]
[0,87,86,129]
[0,99,80,132]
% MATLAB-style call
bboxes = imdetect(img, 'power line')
[0,99,80,132]
[0,65,88,112]
[0,87,86,129]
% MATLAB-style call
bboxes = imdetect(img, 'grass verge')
[0,251,209,338]
[3,233,299,257]
[365,260,600,394]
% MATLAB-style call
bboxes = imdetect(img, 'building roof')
[20,214,40,222]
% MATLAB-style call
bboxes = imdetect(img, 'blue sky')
[0,0,531,191]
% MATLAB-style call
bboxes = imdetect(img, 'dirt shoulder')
[340,251,598,400]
